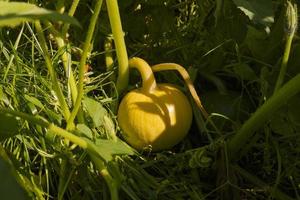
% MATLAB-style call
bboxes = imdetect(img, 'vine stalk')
[274,1,297,93]
[106,0,129,95]
[0,108,119,200]
[66,0,103,129]
[35,21,71,121]
[229,2,299,160]
[228,73,300,160]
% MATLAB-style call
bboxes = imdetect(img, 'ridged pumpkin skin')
[117,84,192,151]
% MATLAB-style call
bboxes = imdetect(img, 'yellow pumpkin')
[117,57,207,151]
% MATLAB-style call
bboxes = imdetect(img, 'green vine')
[228,2,299,160]
[106,0,129,95]
[228,73,300,160]
[274,1,297,93]
[35,21,71,121]
[66,0,104,130]
[62,0,81,38]
[0,108,118,199]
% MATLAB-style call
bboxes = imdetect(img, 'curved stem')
[106,0,129,95]
[100,168,119,200]
[45,21,78,105]
[152,63,208,118]
[228,73,300,160]
[55,37,78,104]
[128,57,157,93]
[0,108,88,149]
[35,21,71,121]
[273,33,294,93]
[274,2,297,93]
[67,0,103,130]
[0,108,49,127]
[48,123,88,148]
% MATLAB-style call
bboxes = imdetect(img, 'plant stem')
[0,108,48,126]
[0,108,88,149]
[104,35,115,81]
[106,0,129,95]
[34,21,71,121]
[91,155,119,200]
[100,168,119,200]
[62,0,81,38]
[0,108,119,198]
[152,62,208,118]
[273,34,294,93]
[56,0,66,14]
[56,38,78,104]
[128,57,157,93]
[228,73,300,160]
[45,22,78,106]
[66,0,103,129]
[274,1,297,93]
[48,124,89,148]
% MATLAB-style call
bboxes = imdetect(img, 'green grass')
[0,0,300,200]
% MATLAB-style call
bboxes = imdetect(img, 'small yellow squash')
[118,57,207,151]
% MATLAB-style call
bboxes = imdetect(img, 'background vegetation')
[0,0,299,199]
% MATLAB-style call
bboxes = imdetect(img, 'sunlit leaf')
[0,2,80,27]
[76,124,93,140]
[86,138,136,162]
[24,95,44,109]
[24,95,62,124]
[83,97,107,127]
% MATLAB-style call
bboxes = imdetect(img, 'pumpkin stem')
[129,57,157,93]
[152,63,209,119]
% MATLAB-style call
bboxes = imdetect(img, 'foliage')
[0,2,79,27]
[0,0,300,200]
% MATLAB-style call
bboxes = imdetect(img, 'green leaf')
[24,95,44,109]
[86,138,135,162]
[83,97,107,127]
[232,63,258,80]
[232,0,274,26]
[245,25,269,60]
[24,95,62,124]
[0,113,19,141]
[0,2,80,27]
[76,124,93,140]
[0,158,28,200]
[214,0,248,43]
